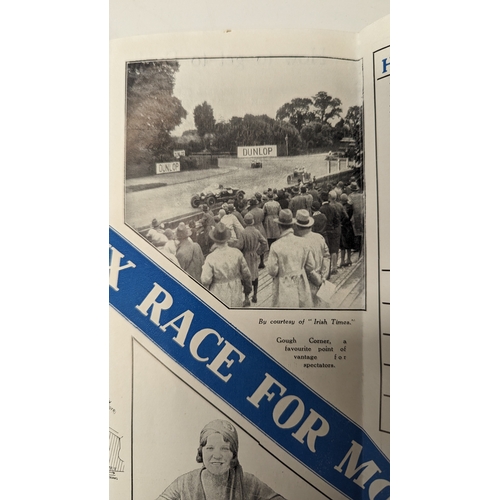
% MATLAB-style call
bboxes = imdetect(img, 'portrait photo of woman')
[131,341,326,500]
[155,419,286,500]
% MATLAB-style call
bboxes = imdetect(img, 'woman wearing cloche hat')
[200,223,252,307]
[155,419,286,500]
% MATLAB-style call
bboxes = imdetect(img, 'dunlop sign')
[237,145,277,158]
[156,162,180,174]
[173,150,185,158]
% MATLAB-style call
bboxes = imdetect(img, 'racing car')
[324,151,344,161]
[251,161,262,168]
[190,184,246,208]
[286,167,311,184]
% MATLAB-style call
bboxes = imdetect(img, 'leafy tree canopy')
[193,101,216,138]
[275,91,343,137]
[126,60,187,168]
[275,98,314,132]
[212,113,301,153]
[311,91,342,125]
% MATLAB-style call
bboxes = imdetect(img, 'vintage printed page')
[110,18,389,500]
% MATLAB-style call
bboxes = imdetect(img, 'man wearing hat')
[146,218,168,247]
[294,209,330,307]
[227,203,245,227]
[201,222,252,307]
[304,185,314,213]
[200,204,215,227]
[266,209,316,308]
[311,201,328,243]
[198,204,215,255]
[175,222,205,282]
[254,192,263,209]
[276,189,289,210]
[235,212,268,305]
[349,176,360,191]
[288,185,309,217]
[307,182,321,205]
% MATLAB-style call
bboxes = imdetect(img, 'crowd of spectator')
[145,177,364,308]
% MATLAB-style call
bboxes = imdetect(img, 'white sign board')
[173,150,186,158]
[155,162,181,174]
[237,145,277,158]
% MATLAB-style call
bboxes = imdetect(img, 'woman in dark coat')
[311,201,328,244]
[339,194,356,267]
[235,212,268,305]
[247,198,267,269]
[276,189,289,210]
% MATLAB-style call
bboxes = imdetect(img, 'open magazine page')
[110,20,389,500]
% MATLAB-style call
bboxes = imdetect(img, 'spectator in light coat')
[262,194,281,248]
[220,207,245,246]
[160,228,179,264]
[146,218,168,247]
[201,223,252,307]
[266,209,318,308]
[227,203,245,227]
[294,210,330,307]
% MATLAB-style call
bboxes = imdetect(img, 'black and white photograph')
[155,418,287,500]
[124,56,366,310]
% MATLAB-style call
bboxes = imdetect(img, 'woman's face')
[202,433,233,476]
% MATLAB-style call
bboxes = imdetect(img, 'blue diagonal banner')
[109,227,389,500]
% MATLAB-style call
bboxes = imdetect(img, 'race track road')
[125,153,334,229]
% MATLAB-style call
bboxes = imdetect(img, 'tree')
[343,105,363,164]
[332,118,347,141]
[211,114,301,154]
[298,120,336,149]
[311,91,342,125]
[171,129,204,155]
[344,106,362,137]
[126,60,187,177]
[193,101,216,149]
[275,98,314,132]
[271,120,301,154]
